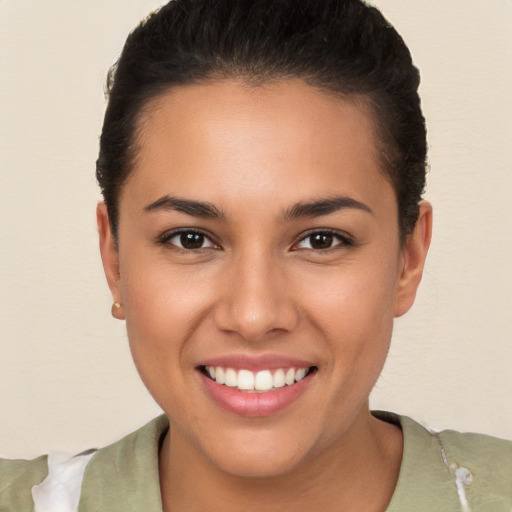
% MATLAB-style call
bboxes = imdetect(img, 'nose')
[213,250,299,341]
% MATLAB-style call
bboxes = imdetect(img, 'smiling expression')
[98,79,430,478]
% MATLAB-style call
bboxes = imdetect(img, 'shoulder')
[405,415,512,482]
[0,415,169,512]
[436,425,512,463]
[375,411,512,512]
[0,454,48,511]
[435,424,512,510]
[78,415,168,511]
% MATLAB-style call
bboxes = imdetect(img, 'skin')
[98,79,432,511]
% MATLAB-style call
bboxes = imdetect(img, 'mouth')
[199,365,318,393]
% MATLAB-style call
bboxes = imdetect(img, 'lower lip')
[199,370,313,417]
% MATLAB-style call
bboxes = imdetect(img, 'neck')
[159,407,402,512]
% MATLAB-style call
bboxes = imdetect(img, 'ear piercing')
[111,302,125,320]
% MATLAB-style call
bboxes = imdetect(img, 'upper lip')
[197,353,316,371]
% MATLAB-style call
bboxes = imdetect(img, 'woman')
[1,0,511,510]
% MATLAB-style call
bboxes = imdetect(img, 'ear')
[97,202,125,319]
[394,201,433,318]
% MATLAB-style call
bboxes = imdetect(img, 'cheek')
[303,252,400,369]
[121,245,214,330]
[118,253,216,390]
[308,258,399,326]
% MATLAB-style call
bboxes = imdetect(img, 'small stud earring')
[111,302,125,319]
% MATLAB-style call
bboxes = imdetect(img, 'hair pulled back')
[97,0,426,241]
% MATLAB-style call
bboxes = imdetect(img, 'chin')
[210,448,306,479]
[195,425,319,479]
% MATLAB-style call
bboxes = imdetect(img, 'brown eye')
[180,232,206,249]
[294,231,351,251]
[309,233,334,249]
[162,230,217,250]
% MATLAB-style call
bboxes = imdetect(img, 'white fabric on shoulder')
[31,450,97,512]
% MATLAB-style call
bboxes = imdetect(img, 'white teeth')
[273,369,286,388]
[255,370,273,391]
[215,367,225,385]
[237,369,254,390]
[295,368,307,382]
[224,368,237,387]
[285,368,295,386]
[205,366,311,392]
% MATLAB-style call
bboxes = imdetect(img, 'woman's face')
[99,79,430,477]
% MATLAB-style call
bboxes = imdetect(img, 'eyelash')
[292,229,353,252]
[157,228,353,253]
[157,229,219,252]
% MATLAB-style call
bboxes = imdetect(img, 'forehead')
[123,79,394,216]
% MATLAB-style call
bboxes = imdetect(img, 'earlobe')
[97,202,125,319]
[394,201,433,318]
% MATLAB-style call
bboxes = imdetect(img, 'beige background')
[1,0,511,458]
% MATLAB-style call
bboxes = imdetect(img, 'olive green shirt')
[1,413,511,511]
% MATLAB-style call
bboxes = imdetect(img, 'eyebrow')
[144,195,225,219]
[281,196,373,222]
[143,194,372,221]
